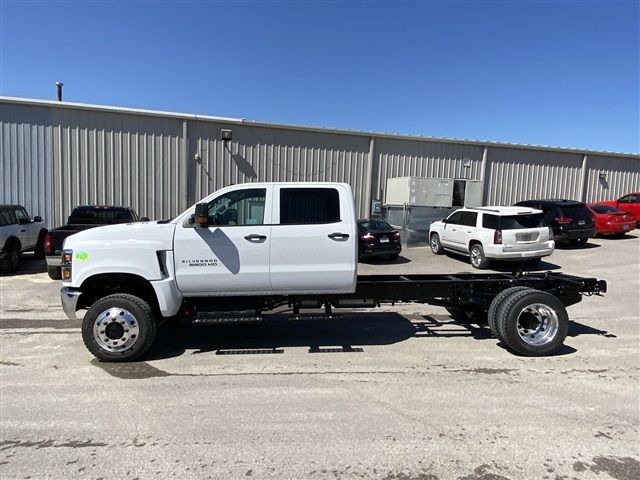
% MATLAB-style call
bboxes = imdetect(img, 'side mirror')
[193,203,209,228]
[140,217,150,222]
[34,216,42,222]
[442,218,448,223]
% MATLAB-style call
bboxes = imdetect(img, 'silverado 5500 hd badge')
[182,258,218,267]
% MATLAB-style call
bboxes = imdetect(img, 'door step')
[193,312,263,324]
[192,312,343,324]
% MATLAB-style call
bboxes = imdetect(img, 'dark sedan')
[357,219,402,261]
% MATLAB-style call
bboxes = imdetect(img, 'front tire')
[469,243,490,269]
[2,245,21,273]
[82,294,157,362]
[493,289,568,356]
[430,233,444,255]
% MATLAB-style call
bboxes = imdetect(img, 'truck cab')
[61,183,357,338]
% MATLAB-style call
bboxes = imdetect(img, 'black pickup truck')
[45,206,148,279]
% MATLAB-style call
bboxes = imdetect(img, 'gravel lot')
[1,234,639,480]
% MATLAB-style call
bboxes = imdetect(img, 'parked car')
[587,203,636,237]
[0,205,48,273]
[357,219,402,260]
[428,206,554,269]
[45,205,148,279]
[514,199,596,246]
[597,192,640,226]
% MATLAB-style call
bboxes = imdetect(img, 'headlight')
[61,249,73,280]
[62,249,73,264]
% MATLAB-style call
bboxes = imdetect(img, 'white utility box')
[385,177,483,208]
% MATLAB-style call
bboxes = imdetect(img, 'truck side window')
[280,188,340,224]
[14,208,29,224]
[207,188,266,226]
[0,208,13,226]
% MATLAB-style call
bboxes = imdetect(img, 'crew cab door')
[12,207,35,249]
[173,187,273,295]
[269,185,357,293]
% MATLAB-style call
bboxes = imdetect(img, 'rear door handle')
[328,232,350,240]
[20,229,26,232]
[244,234,267,241]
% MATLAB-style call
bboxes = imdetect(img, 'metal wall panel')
[49,108,186,227]
[2,98,639,232]
[0,103,53,225]
[374,138,484,202]
[485,147,583,205]
[1,103,187,228]
[187,121,372,217]
[585,155,640,202]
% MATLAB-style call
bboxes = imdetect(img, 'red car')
[598,192,640,225]
[587,203,636,236]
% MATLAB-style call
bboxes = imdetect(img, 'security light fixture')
[462,158,472,168]
[221,129,232,142]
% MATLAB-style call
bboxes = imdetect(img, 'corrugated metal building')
[1,96,639,229]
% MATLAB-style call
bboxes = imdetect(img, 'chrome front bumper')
[61,287,82,320]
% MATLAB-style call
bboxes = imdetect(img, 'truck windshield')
[69,207,135,224]
[499,214,544,229]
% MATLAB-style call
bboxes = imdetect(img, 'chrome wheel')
[516,303,559,346]
[93,307,140,353]
[430,234,441,253]
[470,246,481,267]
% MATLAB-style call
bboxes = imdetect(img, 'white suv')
[429,206,554,269]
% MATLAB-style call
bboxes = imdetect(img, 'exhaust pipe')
[55,81,63,101]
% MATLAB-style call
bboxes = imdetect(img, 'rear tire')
[47,265,62,280]
[487,286,532,339]
[469,243,490,269]
[82,294,157,362]
[34,230,47,259]
[527,257,542,267]
[494,289,568,356]
[389,254,399,261]
[430,233,444,255]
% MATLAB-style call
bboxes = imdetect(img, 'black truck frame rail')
[346,271,606,310]
[186,271,606,358]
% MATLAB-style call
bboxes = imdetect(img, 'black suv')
[514,200,596,245]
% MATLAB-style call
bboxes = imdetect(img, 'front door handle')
[328,232,350,240]
[20,229,26,232]
[244,234,267,241]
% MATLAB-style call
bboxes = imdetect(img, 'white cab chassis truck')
[60,183,606,361]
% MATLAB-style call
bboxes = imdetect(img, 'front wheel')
[2,245,21,273]
[494,289,568,356]
[82,294,157,362]
[469,244,490,269]
[430,233,444,255]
